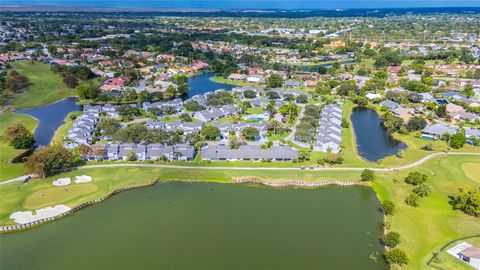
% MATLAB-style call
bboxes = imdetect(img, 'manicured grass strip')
[10,61,77,109]
[0,112,37,181]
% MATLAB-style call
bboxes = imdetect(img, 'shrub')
[449,132,466,149]
[451,187,480,217]
[405,193,420,207]
[4,124,35,149]
[127,151,137,161]
[413,184,431,197]
[422,143,434,151]
[361,169,375,181]
[385,248,409,266]
[382,231,401,248]
[382,200,396,215]
[404,172,427,186]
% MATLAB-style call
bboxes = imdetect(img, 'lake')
[187,73,236,98]
[15,97,81,146]
[0,182,385,270]
[350,107,407,162]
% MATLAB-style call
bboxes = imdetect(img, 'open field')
[10,61,77,109]
[0,112,37,181]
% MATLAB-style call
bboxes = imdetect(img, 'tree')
[381,112,404,134]
[413,184,431,197]
[177,83,189,95]
[382,231,401,248]
[385,248,409,266]
[337,80,359,96]
[179,113,192,122]
[76,82,99,100]
[5,70,29,93]
[4,124,35,149]
[63,74,78,88]
[243,89,257,99]
[25,145,74,178]
[267,74,284,88]
[77,144,90,158]
[164,85,177,100]
[404,172,427,186]
[201,126,221,141]
[436,104,447,118]
[382,200,395,215]
[361,169,375,181]
[184,100,205,112]
[451,187,480,217]
[449,132,466,149]
[11,134,35,149]
[127,151,137,161]
[97,118,121,137]
[406,116,427,131]
[266,100,276,117]
[241,126,259,141]
[405,193,420,207]
[461,85,474,98]
[296,94,308,104]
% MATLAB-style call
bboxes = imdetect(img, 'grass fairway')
[10,61,77,109]
[373,155,480,270]
[462,162,480,183]
[0,112,37,181]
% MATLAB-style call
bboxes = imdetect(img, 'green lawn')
[50,112,81,145]
[10,61,77,109]
[0,112,37,181]
[373,155,480,270]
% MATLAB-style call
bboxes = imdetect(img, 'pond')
[187,73,236,98]
[15,97,81,146]
[350,107,407,162]
[0,182,385,270]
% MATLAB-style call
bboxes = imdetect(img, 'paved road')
[2,152,479,186]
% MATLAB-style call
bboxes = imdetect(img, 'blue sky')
[5,0,480,9]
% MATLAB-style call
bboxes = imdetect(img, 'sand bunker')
[75,175,92,183]
[52,177,71,186]
[10,205,72,224]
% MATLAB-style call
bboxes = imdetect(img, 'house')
[247,76,263,84]
[103,143,194,161]
[212,121,267,139]
[392,107,414,122]
[284,80,300,88]
[227,73,246,81]
[313,105,343,153]
[419,92,434,102]
[193,105,237,122]
[465,127,480,144]
[421,123,458,139]
[447,242,480,270]
[366,93,382,100]
[379,100,401,110]
[201,145,298,161]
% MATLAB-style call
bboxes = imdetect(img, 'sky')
[3,0,480,9]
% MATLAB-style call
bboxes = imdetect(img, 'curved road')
[2,152,479,186]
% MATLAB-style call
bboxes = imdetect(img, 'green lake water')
[0,182,386,270]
